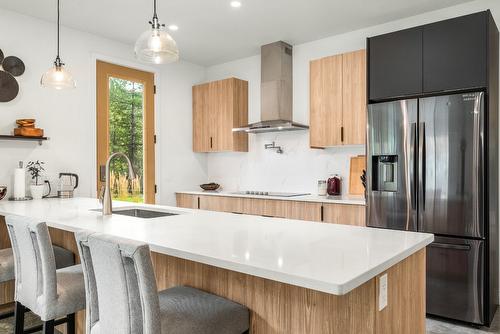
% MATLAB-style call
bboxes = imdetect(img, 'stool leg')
[67,313,76,334]
[14,302,25,334]
[42,320,55,334]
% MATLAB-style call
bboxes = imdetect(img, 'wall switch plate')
[378,273,388,311]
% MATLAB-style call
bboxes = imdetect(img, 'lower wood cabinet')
[199,195,243,213]
[176,193,365,226]
[176,193,199,209]
[322,203,366,226]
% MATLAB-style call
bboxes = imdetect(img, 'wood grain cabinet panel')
[342,50,367,145]
[192,78,248,152]
[323,204,366,226]
[176,193,199,209]
[284,201,322,222]
[199,195,243,214]
[176,194,365,226]
[242,198,286,218]
[310,55,343,147]
[310,49,367,148]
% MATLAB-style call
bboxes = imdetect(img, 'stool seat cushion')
[0,245,74,284]
[159,286,249,334]
[0,248,14,282]
[49,265,86,320]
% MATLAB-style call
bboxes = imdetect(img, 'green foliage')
[108,77,144,201]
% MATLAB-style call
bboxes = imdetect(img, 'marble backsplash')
[206,130,365,195]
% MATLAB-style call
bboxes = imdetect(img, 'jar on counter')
[317,180,327,196]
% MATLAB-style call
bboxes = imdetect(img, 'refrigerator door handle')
[472,93,482,237]
[409,123,417,210]
[418,122,426,211]
[429,242,471,251]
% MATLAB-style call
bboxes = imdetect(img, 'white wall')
[0,8,207,205]
[204,0,500,196]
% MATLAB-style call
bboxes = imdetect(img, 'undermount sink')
[91,207,181,218]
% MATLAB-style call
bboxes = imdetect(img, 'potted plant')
[27,160,47,200]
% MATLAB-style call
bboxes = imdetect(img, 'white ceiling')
[0,0,474,66]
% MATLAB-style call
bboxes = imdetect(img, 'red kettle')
[327,174,341,196]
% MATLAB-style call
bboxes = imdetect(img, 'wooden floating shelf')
[0,135,49,145]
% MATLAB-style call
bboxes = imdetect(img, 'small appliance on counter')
[327,174,342,196]
[57,173,78,198]
[317,180,327,196]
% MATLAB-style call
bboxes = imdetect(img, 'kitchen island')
[0,198,433,334]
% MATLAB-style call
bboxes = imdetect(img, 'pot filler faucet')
[101,152,135,216]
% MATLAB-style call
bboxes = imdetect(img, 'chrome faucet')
[101,152,136,216]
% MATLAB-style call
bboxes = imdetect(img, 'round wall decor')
[0,49,25,102]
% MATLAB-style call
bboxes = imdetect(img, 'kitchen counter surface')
[0,197,432,295]
[176,190,366,205]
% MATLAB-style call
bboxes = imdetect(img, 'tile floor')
[0,311,498,333]
[427,312,500,334]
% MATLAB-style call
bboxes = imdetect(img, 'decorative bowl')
[0,186,7,200]
[200,183,220,191]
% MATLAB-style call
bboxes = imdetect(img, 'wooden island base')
[0,223,426,334]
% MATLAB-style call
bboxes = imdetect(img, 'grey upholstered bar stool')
[5,215,86,334]
[76,232,250,334]
[0,243,75,320]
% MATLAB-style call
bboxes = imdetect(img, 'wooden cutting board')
[349,155,366,196]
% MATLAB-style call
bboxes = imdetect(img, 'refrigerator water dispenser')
[372,155,398,192]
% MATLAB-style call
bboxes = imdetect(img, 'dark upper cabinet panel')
[368,27,423,101]
[423,12,487,93]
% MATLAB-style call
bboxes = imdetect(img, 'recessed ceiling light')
[168,25,179,31]
[230,1,242,8]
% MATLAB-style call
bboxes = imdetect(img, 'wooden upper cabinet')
[309,49,367,148]
[342,50,367,145]
[310,55,343,147]
[192,83,211,152]
[192,78,248,152]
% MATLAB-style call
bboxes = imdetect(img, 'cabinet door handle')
[210,137,213,149]
[341,127,344,142]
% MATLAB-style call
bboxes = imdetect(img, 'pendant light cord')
[150,0,164,29]
[54,0,63,67]
[57,0,60,58]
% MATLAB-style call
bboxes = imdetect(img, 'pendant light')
[41,0,75,89]
[134,0,179,64]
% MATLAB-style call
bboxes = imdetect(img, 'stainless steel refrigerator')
[367,91,498,325]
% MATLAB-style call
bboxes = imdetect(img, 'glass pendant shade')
[41,0,75,89]
[135,27,179,64]
[41,64,76,89]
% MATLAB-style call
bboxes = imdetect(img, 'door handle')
[429,242,471,251]
[418,122,426,211]
[99,165,106,182]
[409,123,417,210]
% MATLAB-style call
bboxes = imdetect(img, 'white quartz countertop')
[0,198,432,295]
[176,190,366,205]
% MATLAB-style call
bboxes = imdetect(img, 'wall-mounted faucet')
[265,142,283,154]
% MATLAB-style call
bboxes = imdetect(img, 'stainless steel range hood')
[232,41,309,134]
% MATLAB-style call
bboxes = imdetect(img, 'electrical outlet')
[378,273,388,311]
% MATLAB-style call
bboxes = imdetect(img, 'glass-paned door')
[96,61,155,204]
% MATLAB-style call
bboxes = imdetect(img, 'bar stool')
[0,244,75,320]
[5,215,86,334]
[76,232,250,334]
